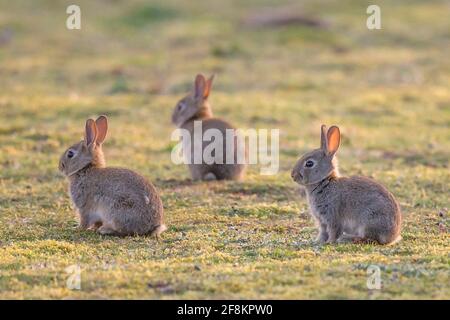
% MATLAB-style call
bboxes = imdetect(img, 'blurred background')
[0,0,449,176]
[1,0,449,95]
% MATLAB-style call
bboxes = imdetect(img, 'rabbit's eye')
[177,102,185,111]
[67,150,75,158]
[305,160,315,168]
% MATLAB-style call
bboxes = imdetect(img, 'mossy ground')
[0,0,449,299]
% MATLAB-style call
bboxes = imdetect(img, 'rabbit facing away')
[291,125,402,245]
[59,116,166,237]
[172,74,246,181]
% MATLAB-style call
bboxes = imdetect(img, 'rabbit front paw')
[79,221,89,230]
[315,232,329,244]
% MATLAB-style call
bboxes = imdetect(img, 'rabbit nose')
[291,171,302,180]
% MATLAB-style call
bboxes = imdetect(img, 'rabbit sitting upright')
[59,115,166,237]
[291,125,402,245]
[172,74,246,181]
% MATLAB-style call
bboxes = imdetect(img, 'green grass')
[0,0,449,299]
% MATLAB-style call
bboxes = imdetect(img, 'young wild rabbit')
[291,125,402,245]
[172,74,246,181]
[59,116,166,237]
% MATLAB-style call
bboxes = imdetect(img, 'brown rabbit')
[172,74,246,181]
[59,116,166,237]
[291,125,402,245]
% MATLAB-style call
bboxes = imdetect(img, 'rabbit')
[291,125,402,245]
[171,73,246,181]
[59,115,166,237]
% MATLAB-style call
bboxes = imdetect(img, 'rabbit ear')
[85,119,98,147]
[320,124,328,151]
[203,74,215,99]
[95,115,108,145]
[194,74,206,99]
[327,126,340,156]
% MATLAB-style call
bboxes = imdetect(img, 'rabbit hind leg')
[97,222,120,236]
[203,172,217,181]
[337,233,377,244]
[87,220,103,231]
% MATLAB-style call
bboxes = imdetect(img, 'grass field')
[0,0,449,299]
